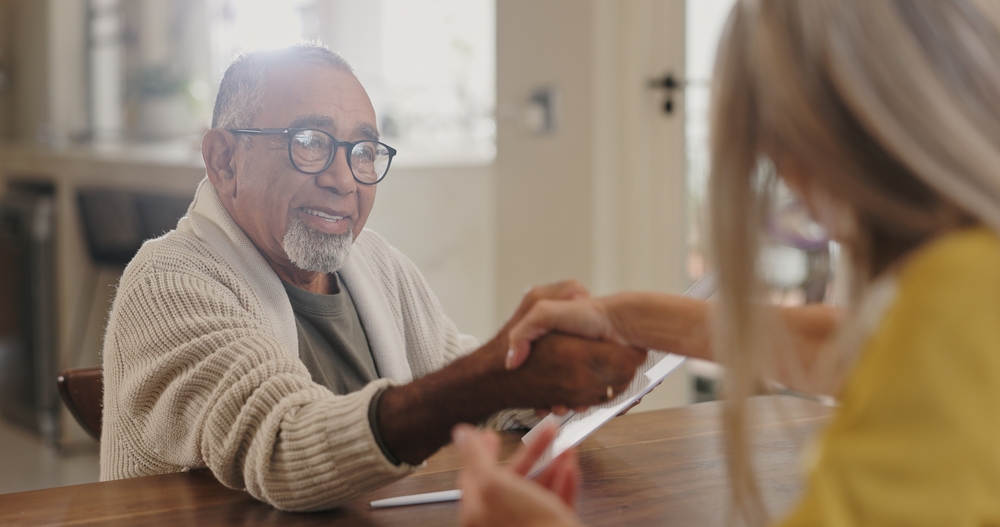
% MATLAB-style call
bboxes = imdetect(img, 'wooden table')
[0,396,832,526]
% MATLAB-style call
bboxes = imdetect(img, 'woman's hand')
[499,280,592,370]
[506,296,630,371]
[454,424,583,527]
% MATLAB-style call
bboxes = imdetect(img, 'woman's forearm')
[603,292,714,361]
[604,292,843,385]
[775,304,842,390]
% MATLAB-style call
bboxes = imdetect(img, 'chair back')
[56,367,103,440]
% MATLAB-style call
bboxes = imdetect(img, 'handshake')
[374,279,654,465]
[497,280,648,414]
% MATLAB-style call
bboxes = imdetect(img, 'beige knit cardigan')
[100,178,496,511]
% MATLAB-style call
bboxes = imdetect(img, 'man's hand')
[506,296,630,371]
[375,280,648,466]
[377,280,646,464]
[377,332,646,464]
[497,333,647,411]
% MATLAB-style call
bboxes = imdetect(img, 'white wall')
[10,0,50,141]
[495,0,598,320]
[9,0,88,144]
[363,164,497,342]
[494,0,692,410]
[496,0,689,319]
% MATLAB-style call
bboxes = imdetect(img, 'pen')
[369,489,463,508]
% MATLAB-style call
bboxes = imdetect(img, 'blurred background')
[0,0,836,493]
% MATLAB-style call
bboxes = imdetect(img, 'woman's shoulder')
[897,226,1000,295]
[856,225,1000,392]
[793,230,1000,526]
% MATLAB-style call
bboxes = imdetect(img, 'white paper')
[522,351,686,477]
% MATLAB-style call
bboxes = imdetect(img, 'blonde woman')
[453,0,1000,525]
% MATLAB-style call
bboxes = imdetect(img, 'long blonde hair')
[708,0,1000,523]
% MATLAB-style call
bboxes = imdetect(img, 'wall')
[7,0,87,144]
[495,0,692,410]
[47,0,88,142]
[9,0,47,142]
[364,164,496,342]
[495,0,597,319]
[495,0,688,315]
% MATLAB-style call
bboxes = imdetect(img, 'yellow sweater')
[780,227,1000,526]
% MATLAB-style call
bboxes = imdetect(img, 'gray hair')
[211,42,355,136]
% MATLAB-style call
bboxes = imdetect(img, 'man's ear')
[202,129,239,198]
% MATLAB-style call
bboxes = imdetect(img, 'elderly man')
[100,43,646,512]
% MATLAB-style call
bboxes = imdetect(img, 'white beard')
[282,215,354,274]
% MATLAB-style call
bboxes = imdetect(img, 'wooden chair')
[56,367,103,440]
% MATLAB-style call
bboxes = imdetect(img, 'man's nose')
[314,145,357,193]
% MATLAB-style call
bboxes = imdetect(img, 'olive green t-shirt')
[281,275,379,395]
[281,275,399,465]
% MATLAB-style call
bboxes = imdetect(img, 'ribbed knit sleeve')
[100,235,412,511]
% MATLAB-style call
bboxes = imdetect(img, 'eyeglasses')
[228,128,397,185]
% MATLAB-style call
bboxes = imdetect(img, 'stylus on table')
[369,489,463,508]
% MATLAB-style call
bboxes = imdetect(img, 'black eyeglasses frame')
[228,127,397,185]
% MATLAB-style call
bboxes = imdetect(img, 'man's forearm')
[376,336,512,465]
[376,333,647,465]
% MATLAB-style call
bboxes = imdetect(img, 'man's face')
[228,64,378,276]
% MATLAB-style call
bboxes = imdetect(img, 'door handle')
[647,73,683,114]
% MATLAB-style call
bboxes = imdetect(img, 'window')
[685,0,737,281]
[208,0,496,165]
